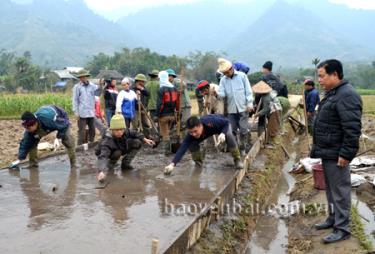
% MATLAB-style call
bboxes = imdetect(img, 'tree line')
[1,47,375,93]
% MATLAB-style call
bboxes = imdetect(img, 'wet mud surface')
[0,146,237,254]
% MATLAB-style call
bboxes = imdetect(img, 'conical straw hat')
[252,81,272,94]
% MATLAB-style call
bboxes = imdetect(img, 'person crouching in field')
[10,105,76,169]
[164,115,244,175]
[95,114,155,182]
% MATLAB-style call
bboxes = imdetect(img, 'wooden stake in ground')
[137,93,143,132]
[151,239,159,254]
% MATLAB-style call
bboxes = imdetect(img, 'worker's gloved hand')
[217,133,226,146]
[164,163,175,175]
[9,160,21,169]
[53,138,61,151]
[97,171,107,183]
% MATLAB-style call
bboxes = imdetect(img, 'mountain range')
[1,0,375,68]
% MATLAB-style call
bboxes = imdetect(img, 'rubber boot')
[29,147,39,168]
[239,134,246,157]
[245,132,252,153]
[121,148,139,170]
[265,137,276,149]
[67,148,76,168]
[163,140,172,155]
[191,151,204,167]
[230,148,243,169]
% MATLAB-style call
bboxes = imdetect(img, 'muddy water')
[0,147,236,254]
[245,152,297,254]
[352,193,375,246]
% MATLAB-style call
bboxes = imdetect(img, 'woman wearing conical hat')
[252,81,282,148]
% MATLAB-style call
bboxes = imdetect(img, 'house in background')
[50,69,78,91]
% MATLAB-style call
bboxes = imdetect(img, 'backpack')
[160,88,179,113]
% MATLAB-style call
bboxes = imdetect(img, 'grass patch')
[357,89,375,96]
[0,93,73,117]
[362,95,375,115]
[350,204,373,251]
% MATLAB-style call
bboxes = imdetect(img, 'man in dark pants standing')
[311,59,362,244]
[72,69,99,145]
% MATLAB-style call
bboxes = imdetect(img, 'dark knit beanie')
[262,61,273,71]
[21,111,37,121]
[21,111,37,127]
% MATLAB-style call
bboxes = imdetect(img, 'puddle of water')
[0,147,237,254]
[245,152,297,254]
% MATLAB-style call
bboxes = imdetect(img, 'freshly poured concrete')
[0,147,236,254]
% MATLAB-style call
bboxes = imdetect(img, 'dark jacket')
[262,72,288,98]
[18,105,70,160]
[104,88,118,111]
[172,114,229,165]
[156,85,179,117]
[311,80,362,161]
[96,129,145,169]
[304,88,320,113]
[132,86,149,111]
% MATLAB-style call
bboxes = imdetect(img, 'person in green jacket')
[146,70,160,122]
[167,68,191,129]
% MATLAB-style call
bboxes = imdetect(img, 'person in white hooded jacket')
[116,77,137,129]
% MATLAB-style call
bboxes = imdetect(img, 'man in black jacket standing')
[311,59,362,244]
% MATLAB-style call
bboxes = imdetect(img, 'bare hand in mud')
[143,138,155,146]
[337,156,349,168]
[97,171,106,183]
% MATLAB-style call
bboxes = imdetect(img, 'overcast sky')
[12,0,375,20]
[83,0,375,13]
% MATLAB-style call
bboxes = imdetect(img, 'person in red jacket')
[94,96,106,136]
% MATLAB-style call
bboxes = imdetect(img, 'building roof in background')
[52,70,77,79]
[64,67,84,73]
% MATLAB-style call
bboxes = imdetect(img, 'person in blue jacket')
[164,115,243,175]
[304,79,320,134]
[10,105,76,169]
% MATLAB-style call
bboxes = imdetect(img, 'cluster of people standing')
[10,57,363,245]
[12,58,293,178]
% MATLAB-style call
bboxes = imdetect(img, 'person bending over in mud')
[10,105,76,169]
[95,114,155,182]
[164,115,243,175]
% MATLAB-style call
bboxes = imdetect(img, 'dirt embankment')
[190,127,297,253]
[0,117,103,168]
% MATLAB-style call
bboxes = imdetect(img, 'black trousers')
[77,117,95,145]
